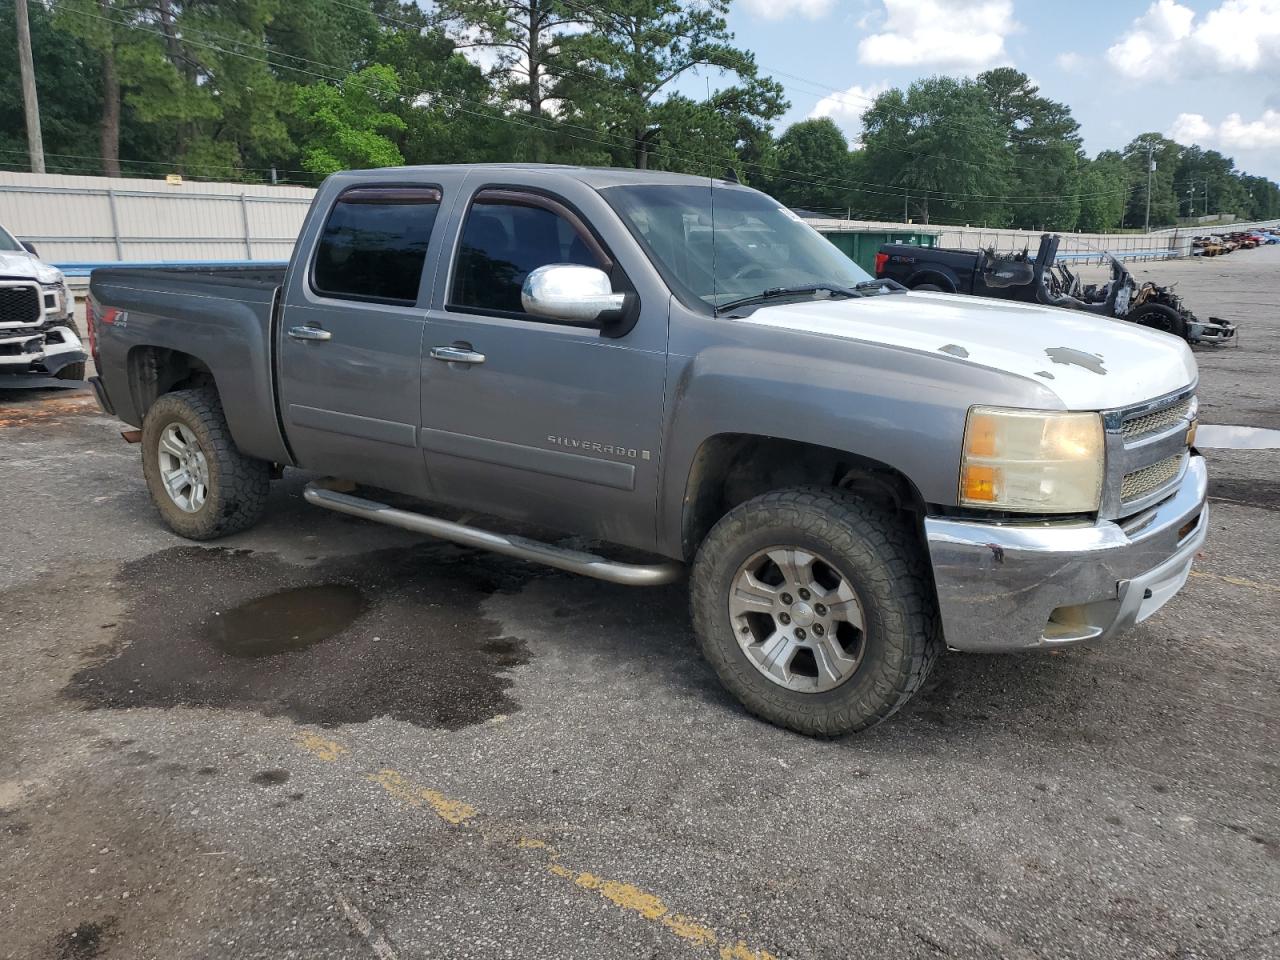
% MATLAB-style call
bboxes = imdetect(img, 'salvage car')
[86,165,1208,736]
[1,223,86,385]
[876,234,1236,344]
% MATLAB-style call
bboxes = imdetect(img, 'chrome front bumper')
[925,456,1208,652]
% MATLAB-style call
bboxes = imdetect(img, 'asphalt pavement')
[1,247,1277,960]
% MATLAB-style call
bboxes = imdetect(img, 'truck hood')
[737,290,1197,411]
[0,250,62,284]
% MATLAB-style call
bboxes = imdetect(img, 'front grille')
[1122,396,1193,440]
[0,283,41,326]
[1121,454,1183,501]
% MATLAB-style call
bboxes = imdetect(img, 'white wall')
[807,218,1195,262]
[0,171,315,263]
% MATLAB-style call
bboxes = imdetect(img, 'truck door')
[277,184,446,498]
[419,186,667,551]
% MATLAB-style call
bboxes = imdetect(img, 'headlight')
[40,280,70,316]
[960,407,1104,513]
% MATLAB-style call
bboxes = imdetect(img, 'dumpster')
[818,229,939,274]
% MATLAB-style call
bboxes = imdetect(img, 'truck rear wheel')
[141,387,270,540]
[690,487,940,736]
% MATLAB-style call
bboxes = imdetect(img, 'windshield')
[0,225,22,253]
[602,183,872,310]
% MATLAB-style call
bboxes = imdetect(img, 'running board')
[303,483,684,587]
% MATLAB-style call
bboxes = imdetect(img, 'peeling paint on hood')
[736,290,1197,410]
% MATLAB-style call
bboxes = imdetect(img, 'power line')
[48,1,1147,209]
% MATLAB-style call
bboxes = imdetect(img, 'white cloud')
[1108,0,1280,80]
[1055,51,1083,72]
[808,82,890,146]
[739,0,834,20]
[1170,109,1280,150]
[856,0,1017,69]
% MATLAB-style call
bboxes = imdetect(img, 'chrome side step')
[303,482,684,587]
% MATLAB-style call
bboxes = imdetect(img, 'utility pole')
[1143,142,1154,233]
[903,193,908,223]
[15,0,45,173]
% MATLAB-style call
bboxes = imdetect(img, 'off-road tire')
[690,487,941,737]
[141,388,270,540]
[1129,303,1188,340]
[912,282,943,291]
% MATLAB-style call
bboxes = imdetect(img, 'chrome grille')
[1101,387,1196,519]
[1121,396,1193,440]
[0,283,41,326]
[1121,454,1183,501]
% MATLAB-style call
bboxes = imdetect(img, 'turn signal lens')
[960,464,999,503]
[960,407,1104,513]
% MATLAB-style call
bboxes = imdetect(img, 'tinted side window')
[451,198,604,314]
[313,187,441,303]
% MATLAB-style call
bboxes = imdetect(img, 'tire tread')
[141,387,270,540]
[690,486,940,737]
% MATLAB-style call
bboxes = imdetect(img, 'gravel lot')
[2,248,1277,960]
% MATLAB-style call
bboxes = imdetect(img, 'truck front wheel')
[141,388,270,540]
[690,487,940,736]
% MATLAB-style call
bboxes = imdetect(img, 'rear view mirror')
[522,264,626,325]
[20,241,38,257]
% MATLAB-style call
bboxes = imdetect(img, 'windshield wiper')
[852,278,906,293]
[716,283,861,314]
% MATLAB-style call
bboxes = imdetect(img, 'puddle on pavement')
[207,585,366,657]
[1196,425,1280,449]
[65,544,540,729]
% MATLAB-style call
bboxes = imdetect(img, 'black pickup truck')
[874,234,1236,345]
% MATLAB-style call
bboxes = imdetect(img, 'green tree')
[293,64,406,175]
[767,118,852,212]
[1076,153,1128,232]
[552,0,786,171]
[1122,133,1180,229]
[361,0,507,165]
[0,0,102,173]
[860,76,1009,225]
[978,67,1082,230]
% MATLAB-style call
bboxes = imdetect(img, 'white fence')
[807,218,1195,262]
[2,171,1277,268]
[0,171,314,264]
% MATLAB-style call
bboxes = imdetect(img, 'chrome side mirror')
[521,264,625,324]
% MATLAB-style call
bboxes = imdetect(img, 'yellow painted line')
[292,749,783,958]
[529,840,776,958]
[367,768,478,825]
[294,731,349,762]
[1189,570,1280,594]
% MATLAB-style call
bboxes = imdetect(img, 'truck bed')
[89,263,287,299]
[89,262,292,465]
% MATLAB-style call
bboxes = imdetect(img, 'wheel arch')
[678,433,929,562]
[906,269,958,292]
[126,345,218,422]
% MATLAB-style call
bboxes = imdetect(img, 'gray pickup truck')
[88,164,1208,736]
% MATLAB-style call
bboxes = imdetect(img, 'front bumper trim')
[925,456,1208,652]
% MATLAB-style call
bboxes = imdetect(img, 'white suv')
[1,223,86,385]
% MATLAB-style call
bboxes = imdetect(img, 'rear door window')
[450,191,607,316]
[312,186,442,304]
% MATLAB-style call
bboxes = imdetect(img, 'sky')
[720,0,1280,181]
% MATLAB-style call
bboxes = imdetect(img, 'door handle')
[288,325,331,342]
[430,345,486,364]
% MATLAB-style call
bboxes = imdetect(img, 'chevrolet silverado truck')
[1,223,86,385]
[87,164,1208,736]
